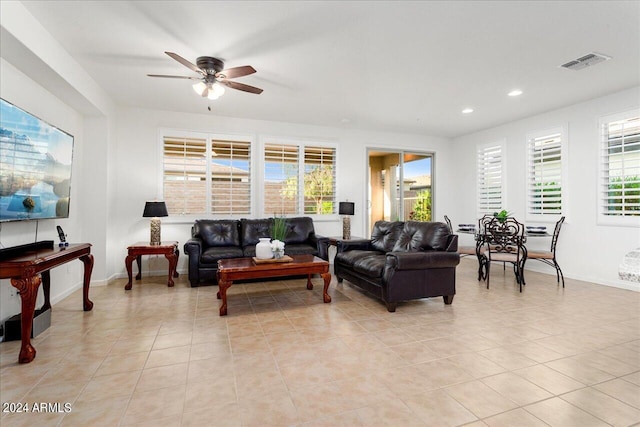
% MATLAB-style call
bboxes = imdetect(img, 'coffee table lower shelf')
[216,254,331,316]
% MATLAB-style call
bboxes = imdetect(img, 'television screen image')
[0,98,74,222]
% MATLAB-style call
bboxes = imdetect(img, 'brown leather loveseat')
[334,220,459,312]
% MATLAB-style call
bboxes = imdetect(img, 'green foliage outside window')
[281,165,335,214]
[606,175,640,215]
[409,190,431,221]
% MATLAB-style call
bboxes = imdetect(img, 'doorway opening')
[367,150,434,235]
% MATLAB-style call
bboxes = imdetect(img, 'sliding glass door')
[367,149,433,234]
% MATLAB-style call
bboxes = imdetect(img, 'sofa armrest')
[183,237,203,257]
[312,234,330,260]
[337,239,373,253]
[386,251,460,270]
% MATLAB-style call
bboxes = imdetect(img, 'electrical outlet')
[9,287,17,298]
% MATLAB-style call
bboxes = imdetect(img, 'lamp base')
[150,218,161,245]
[342,216,351,240]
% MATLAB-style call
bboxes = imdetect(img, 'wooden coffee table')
[216,254,331,316]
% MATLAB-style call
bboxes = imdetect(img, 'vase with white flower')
[271,239,285,259]
[270,215,287,258]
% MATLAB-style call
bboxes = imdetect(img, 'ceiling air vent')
[560,52,611,70]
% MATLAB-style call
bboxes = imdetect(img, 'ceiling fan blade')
[165,51,204,75]
[216,65,256,79]
[219,80,263,94]
[147,74,200,80]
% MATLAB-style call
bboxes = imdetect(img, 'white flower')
[270,239,285,251]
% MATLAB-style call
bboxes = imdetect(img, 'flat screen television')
[0,98,74,222]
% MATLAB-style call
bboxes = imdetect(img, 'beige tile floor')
[1,258,639,426]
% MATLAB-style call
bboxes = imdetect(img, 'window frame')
[597,109,640,227]
[260,137,338,219]
[525,125,568,223]
[476,139,507,219]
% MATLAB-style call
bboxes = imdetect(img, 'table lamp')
[339,201,355,240]
[143,201,168,245]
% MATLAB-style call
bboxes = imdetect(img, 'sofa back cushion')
[240,218,274,247]
[284,217,315,244]
[392,221,450,252]
[370,221,404,252]
[193,220,240,247]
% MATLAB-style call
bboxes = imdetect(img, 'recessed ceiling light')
[462,108,474,114]
[508,90,523,97]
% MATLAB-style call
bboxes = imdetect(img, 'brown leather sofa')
[183,217,327,287]
[334,220,459,312]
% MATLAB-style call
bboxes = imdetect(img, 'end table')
[125,241,179,290]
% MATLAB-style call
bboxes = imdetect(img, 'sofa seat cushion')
[393,221,451,252]
[353,254,387,278]
[195,220,240,247]
[371,221,404,252]
[241,218,273,247]
[283,243,317,255]
[336,250,382,268]
[283,217,315,244]
[200,246,244,264]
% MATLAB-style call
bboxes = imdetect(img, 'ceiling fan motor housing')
[196,57,224,74]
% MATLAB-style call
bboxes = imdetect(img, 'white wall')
[110,107,454,280]
[451,86,640,291]
[0,59,87,321]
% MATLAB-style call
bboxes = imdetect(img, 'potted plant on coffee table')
[271,216,288,258]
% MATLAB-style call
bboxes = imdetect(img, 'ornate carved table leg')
[165,251,177,287]
[321,272,332,303]
[306,274,314,290]
[135,255,142,280]
[41,270,52,311]
[218,279,232,316]
[80,254,94,311]
[125,253,135,290]
[11,275,41,364]
[173,249,180,278]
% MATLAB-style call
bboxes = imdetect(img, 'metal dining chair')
[480,216,527,291]
[526,216,565,287]
[445,215,487,281]
[444,215,477,257]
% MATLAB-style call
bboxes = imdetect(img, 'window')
[162,132,252,216]
[263,142,336,216]
[526,127,566,219]
[599,111,640,223]
[477,141,505,217]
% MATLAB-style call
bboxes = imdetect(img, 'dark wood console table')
[0,241,94,363]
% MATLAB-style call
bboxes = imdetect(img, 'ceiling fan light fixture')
[192,81,207,96]
[211,82,225,97]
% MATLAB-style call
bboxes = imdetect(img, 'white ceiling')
[16,1,640,138]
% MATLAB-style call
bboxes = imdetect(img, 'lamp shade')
[143,201,168,217]
[339,202,355,216]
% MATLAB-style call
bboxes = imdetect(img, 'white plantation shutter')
[303,146,336,214]
[599,113,640,218]
[477,143,504,217]
[264,143,299,215]
[162,133,253,216]
[211,139,251,215]
[527,130,563,217]
[163,136,207,215]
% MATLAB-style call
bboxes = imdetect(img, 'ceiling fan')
[148,52,263,100]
